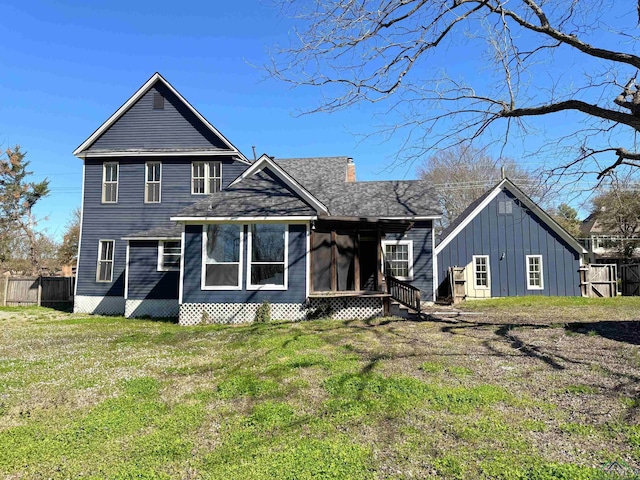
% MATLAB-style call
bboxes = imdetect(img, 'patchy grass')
[0,303,639,478]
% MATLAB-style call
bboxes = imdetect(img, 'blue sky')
[1,0,636,240]
[2,0,403,241]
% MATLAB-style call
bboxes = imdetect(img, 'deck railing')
[385,274,421,313]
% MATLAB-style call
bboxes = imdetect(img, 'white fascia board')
[434,178,588,256]
[122,236,181,241]
[73,72,249,163]
[228,154,329,214]
[170,216,317,224]
[434,180,507,256]
[378,215,441,221]
[79,151,245,159]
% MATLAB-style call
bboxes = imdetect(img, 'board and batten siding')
[87,83,231,152]
[76,157,248,299]
[436,190,581,297]
[385,221,434,300]
[127,241,179,300]
[182,224,308,304]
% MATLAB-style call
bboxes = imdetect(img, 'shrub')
[254,301,271,323]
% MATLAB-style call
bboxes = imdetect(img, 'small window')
[145,162,161,203]
[192,161,222,194]
[526,255,544,290]
[248,224,287,289]
[382,240,414,281]
[102,162,118,203]
[153,92,164,110]
[498,200,513,215]
[473,255,490,289]
[97,240,115,282]
[202,224,242,289]
[158,240,181,271]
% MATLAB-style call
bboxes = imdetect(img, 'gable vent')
[153,92,165,110]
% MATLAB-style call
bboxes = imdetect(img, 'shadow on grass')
[564,321,640,345]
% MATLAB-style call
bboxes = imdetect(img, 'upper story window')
[102,162,118,203]
[158,240,181,271]
[473,255,490,289]
[192,161,222,194]
[248,224,287,290]
[382,240,414,281]
[202,224,242,289]
[145,162,161,203]
[526,255,544,290]
[96,240,115,282]
[498,200,513,215]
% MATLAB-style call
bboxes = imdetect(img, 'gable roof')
[171,164,319,221]
[73,72,248,162]
[435,178,588,255]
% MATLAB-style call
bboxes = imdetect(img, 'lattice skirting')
[179,297,384,326]
[74,295,125,315]
[125,299,179,318]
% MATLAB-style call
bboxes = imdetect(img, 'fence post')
[2,276,8,306]
[37,276,42,307]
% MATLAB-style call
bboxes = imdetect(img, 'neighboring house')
[579,214,640,265]
[73,73,441,324]
[435,178,587,299]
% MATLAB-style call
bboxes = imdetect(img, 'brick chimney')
[346,157,356,182]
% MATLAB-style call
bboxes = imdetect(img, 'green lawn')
[1,302,639,479]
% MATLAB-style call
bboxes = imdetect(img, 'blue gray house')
[435,178,587,299]
[73,73,441,324]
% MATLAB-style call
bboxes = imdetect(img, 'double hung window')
[158,240,181,271]
[192,161,222,194]
[102,162,118,203]
[97,240,115,282]
[202,224,242,289]
[248,224,287,289]
[145,162,161,203]
[382,240,413,281]
[473,255,490,288]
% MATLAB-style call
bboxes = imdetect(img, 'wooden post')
[354,233,360,291]
[330,231,337,292]
[2,276,8,306]
[37,276,42,306]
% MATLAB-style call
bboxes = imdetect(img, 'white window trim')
[96,239,115,283]
[145,161,162,203]
[381,239,414,281]
[247,224,289,291]
[102,162,119,204]
[472,255,490,289]
[526,255,544,290]
[191,161,222,195]
[157,240,181,272]
[201,224,243,290]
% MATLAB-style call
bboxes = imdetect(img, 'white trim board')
[73,72,249,163]
[229,154,329,215]
[171,216,316,223]
[434,178,588,256]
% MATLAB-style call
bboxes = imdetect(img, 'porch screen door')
[311,231,357,292]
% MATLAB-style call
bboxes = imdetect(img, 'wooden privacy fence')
[1,276,75,307]
[579,264,617,298]
[621,264,640,296]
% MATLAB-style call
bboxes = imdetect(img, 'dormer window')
[153,92,164,110]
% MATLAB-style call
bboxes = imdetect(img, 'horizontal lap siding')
[386,221,434,300]
[76,157,248,298]
[182,224,307,304]
[87,84,231,151]
[127,241,178,299]
[436,190,581,297]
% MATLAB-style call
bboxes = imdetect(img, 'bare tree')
[418,143,546,226]
[268,0,640,180]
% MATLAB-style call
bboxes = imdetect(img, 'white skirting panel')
[125,299,179,318]
[74,295,126,315]
[179,297,384,326]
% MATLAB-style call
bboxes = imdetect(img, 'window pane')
[147,163,160,181]
[193,178,205,194]
[209,177,221,193]
[385,244,409,278]
[98,262,111,281]
[104,184,117,202]
[147,183,160,202]
[251,224,285,262]
[205,264,239,286]
[100,241,114,261]
[206,225,240,263]
[105,164,118,182]
[251,264,285,286]
[210,161,221,177]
